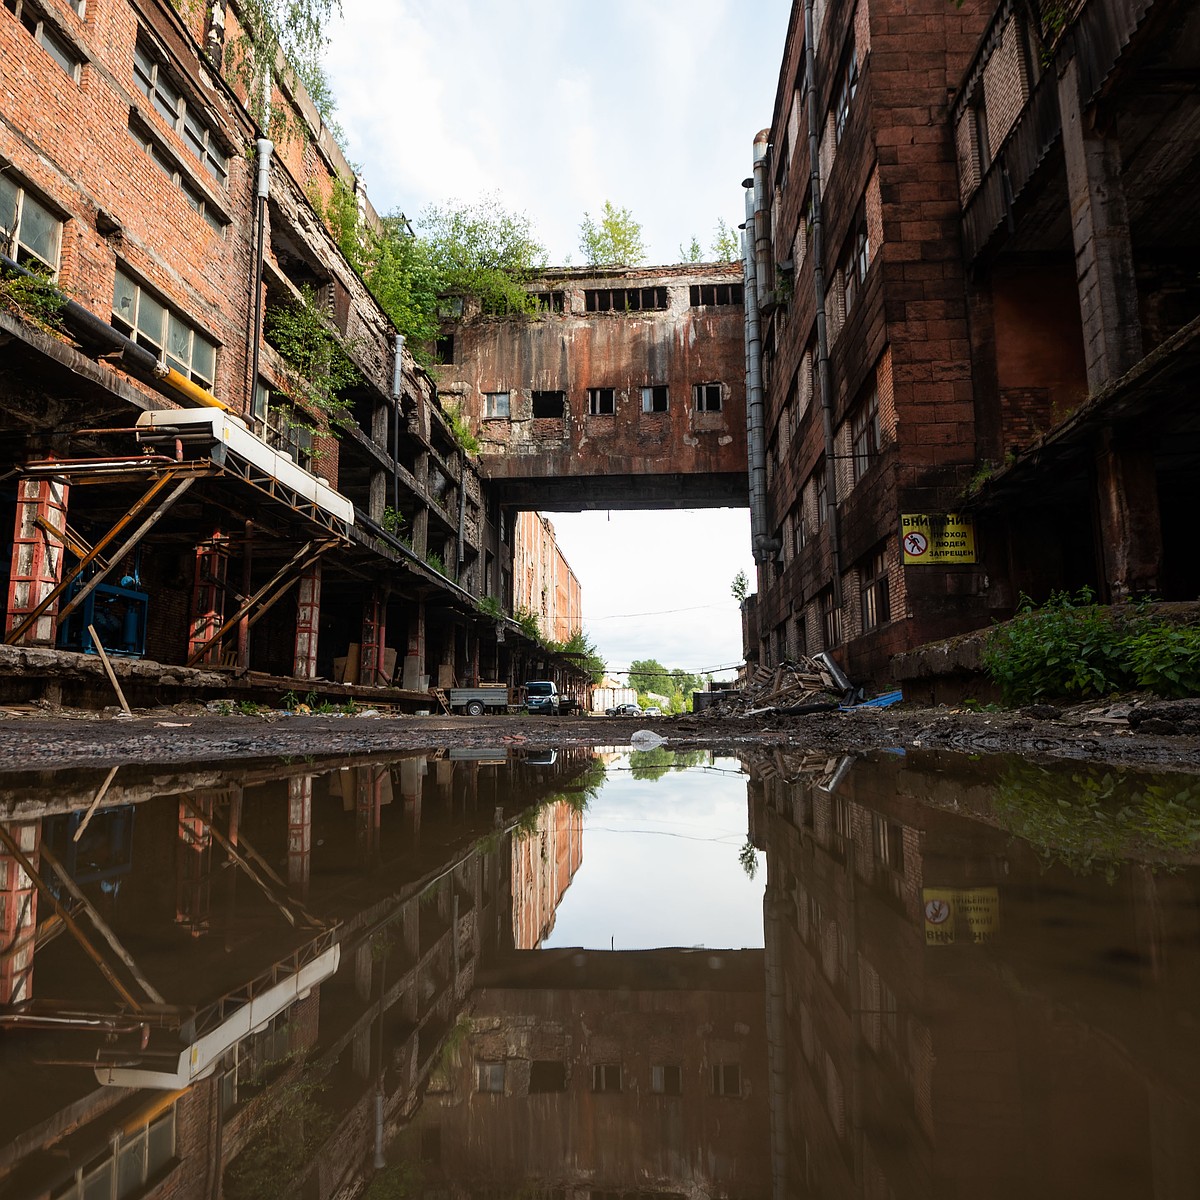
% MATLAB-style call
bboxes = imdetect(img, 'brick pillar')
[360,586,387,687]
[7,477,69,645]
[0,820,39,1004]
[176,798,212,937]
[1059,56,1142,392]
[189,530,230,665]
[400,757,422,847]
[1094,430,1161,600]
[293,561,322,679]
[401,598,425,690]
[287,775,312,898]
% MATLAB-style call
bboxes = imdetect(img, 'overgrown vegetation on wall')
[983,589,1200,704]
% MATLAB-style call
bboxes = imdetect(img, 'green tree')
[679,235,702,263]
[627,658,668,697]
[710,218,741,260]
[419,194,548,315]
[579,200,647,267]
[731,569,749,603]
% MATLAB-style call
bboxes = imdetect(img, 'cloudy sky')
[323,1,791,678]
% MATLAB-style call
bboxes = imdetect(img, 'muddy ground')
[0,696,1198,773]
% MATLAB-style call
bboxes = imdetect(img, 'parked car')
[605,702,642,716]
[525,680,560,714]
[642,706,662,716]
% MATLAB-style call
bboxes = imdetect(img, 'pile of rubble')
[699,655,854,719]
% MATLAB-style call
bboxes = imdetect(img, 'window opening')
[651,1064,683,1095]
[0,175,62,273]
[435,333,455,364]
[484,391,510,420]
[587,387,615,416]
[253,382,314,469]
[477,1062,505,1093]
[584,287,668,312]
[591,1063,622,1092]
[532,390,565,418]
[4,0,81,79]
[820,587,841,648]
[112,268,217,389]
[711,1063,742,1096]
[535,290,564,312]
[860,544,891,631]
[689,282,744,306]
[128,116,225,233]
[693,382,722,412]
[851,386,881,482]
[834,42,859,143]
[640,385,668,414]
[529,1060,568,1092]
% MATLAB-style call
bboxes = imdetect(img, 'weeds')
[0,266,67,332]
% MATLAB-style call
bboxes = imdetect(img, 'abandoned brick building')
[0,0,586,704]
[743,0,1200,682]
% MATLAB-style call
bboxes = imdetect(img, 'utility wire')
[587,601,737,621]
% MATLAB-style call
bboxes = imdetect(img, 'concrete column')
[175,798,212,937]
[189,530,230,665]
[293,561,322,679]
[287,775,312,898]
[0,821,39,1004]
[6,476,68,646]
[1094,430,1161,599]
[401,597,425,690]
[1059,56,1142,392]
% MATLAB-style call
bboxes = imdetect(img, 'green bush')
[983,590,1200,704]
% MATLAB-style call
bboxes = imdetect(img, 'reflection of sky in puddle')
[542,753,765,950]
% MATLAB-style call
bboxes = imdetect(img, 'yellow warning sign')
[901,513,977,564]
[922,886,1000,946]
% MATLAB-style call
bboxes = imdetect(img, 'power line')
[586,601,738,621]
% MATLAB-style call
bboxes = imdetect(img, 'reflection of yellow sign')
[923,886,999,946]
[901,513,976,564]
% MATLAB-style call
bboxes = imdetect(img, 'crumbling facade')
[0,0,586,705]
[745,0,1200,683]
[440,263,750,512]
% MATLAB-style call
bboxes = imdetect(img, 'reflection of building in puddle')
[512,800,584,949]
[0,747,597,1200]
[404,948,769,1199]
[744,748,1200,1200]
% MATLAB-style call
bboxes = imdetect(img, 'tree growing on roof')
[579,201,647,267]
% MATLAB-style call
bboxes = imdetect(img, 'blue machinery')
[57,578,149,657]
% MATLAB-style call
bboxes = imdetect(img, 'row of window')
[476,1059,743,1097]
[5,0,83,80]
[50,1105,175,1200]
[483,383,724,420]
[570,284,743,314]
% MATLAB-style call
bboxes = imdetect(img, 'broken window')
[587,388,615,416]
[113,267,217,389]
[435,333,455,364]
[128,116,226,234]
[0,174,62,273]
[711,1063,742,1097]
[689,283,745,307]
[133,38,228,183]
[5,0,81,79]
[820,586,841,648]
[640,385,668,414]
[535,290,565,312]
[860,544,891,631]
[484,391,510,419]
[532,390,565,418]
[591,1063,622,1093]
[477,1062,505,1093]
[851,386,881,482]
[651,1064,683,1095]
[584,287,668,313]
[833,40,859,143]
[253,382,314,469]
[814,459,829,528]
[693,382,722,413]
[529,1060,568,1092]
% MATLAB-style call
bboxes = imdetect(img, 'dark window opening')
[532,390,566,418]
[711,1063,741,1097]
[861,545,891,632]
[851,387,881,482]
[591,1062,622,1093]
[834,42,859,143]
[587,388,615,415]
[535,290,565,312]
[477,1061,505,1093]
[820,587,841,648]
[689,282,744,306]
[651,1064,683,1095]
[584,287,668,312]
[693,382,722,413]
[641,385,668,414]
[529,1060,568,1093]
[435,334,455,364]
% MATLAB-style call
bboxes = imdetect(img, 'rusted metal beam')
[5,471,194,645]
[0,822,143,1012]
[184,538,336,668]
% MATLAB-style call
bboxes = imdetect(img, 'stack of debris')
[699,654,854,719]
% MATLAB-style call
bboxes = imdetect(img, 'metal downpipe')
[391,334,404,518]
[247,138,273,417]
[741,197,772,566]
[803,0,844,606]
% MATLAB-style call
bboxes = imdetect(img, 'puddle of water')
[1,747,1199,1199]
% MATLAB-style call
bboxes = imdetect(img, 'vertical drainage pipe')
[247,139,273,414]
[741,191,771,565]
[391,334,404,519]
[803,0,844,605]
